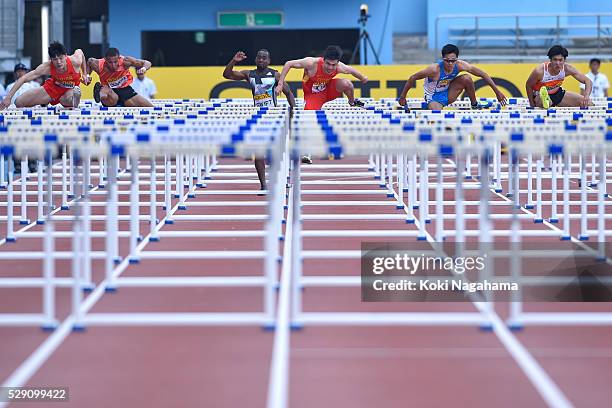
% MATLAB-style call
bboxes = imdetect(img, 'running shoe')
[501,143,508,155]
[471,102,483,110]
[301,155,313,164]
[349,98,365,108]
[28,160,37,173]
[93,82,101,103]
[539,86,551,109]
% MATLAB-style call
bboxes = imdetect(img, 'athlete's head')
[48,42,67,70]
[589,58,601,74]
[441,44,459,70]
[255,49,271,70]
[104,47,122,71]
[322,45,343,74]
[547,45,568,70]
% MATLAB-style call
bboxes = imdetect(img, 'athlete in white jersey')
[526,45,592,108]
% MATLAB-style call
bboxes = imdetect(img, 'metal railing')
[435,12,612,58]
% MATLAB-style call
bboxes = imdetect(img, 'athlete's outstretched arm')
[87,58,101,75]
[73,49,90,85]
[398,65,436,105]
[0,63,50,109]
[223,51,249,81]
[565,64,593,107]
[72,49,85,71]
[459,61,507,105]
[525,67,542,108]
[124,56,152,74]
[336,62,368,83]
[84,56,101,86]
[275,71,296,109]
[275,57,315,96]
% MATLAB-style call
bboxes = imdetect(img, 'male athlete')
[398,44,507,109]
[526,45,592,109]
[87,47,154,107]
[0,42,88,110]
[223,49,296,190]
[275,45,367,110]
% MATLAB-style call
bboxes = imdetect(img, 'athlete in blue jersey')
[223,49,296,190]
[398,44,507,109]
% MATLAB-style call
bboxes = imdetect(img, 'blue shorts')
[425,90,449,107]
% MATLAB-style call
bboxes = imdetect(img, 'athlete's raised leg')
[99,85,119,106]
[427,100,444,110]
[533,92,545,108]
[334,78,363,107]
[123,94,154,108]
[447,74,477,105]
[14,87,53,108]
[58,86,81,108]
[556,91,592,107]
[334,78,355,102]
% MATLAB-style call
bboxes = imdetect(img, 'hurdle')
[84,105,289,328]
[3,98,612,408]
[2,99,610,332]
[0,102,292,330]
[286,102,611,330]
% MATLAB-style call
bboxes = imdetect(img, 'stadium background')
[80,63,612,100]
[3,0,612,99]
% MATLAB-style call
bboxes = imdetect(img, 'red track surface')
[1,156,611,407]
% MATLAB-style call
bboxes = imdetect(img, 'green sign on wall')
[217,11,284,28]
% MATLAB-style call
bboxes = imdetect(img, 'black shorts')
[550,88,566,106]
[103,86,137,107]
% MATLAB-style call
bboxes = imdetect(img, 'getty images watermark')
[370,251,515,293]
[360,242,612,302]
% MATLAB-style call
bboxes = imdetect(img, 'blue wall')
[392,0,427,34]
[109,0,394,64]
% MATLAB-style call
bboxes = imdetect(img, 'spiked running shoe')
[539,86,552,109]
[93,82,102,103]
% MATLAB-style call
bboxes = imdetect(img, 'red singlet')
[302,57,341,110]
[98,57,133,89]
[43,56,81,106]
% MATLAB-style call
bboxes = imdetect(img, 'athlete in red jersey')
[87,47,153,107]
[0,42,88,110]
[275,45,368,110]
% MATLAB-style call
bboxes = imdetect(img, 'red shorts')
[303,78,341,110]
[43,79,72,106]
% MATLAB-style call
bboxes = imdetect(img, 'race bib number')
[108,76,128,89]
[437,79,450,88]
[311,82,328,94]
[54,79,76,89]
[254,92,273,107]
[255,98,273,107]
